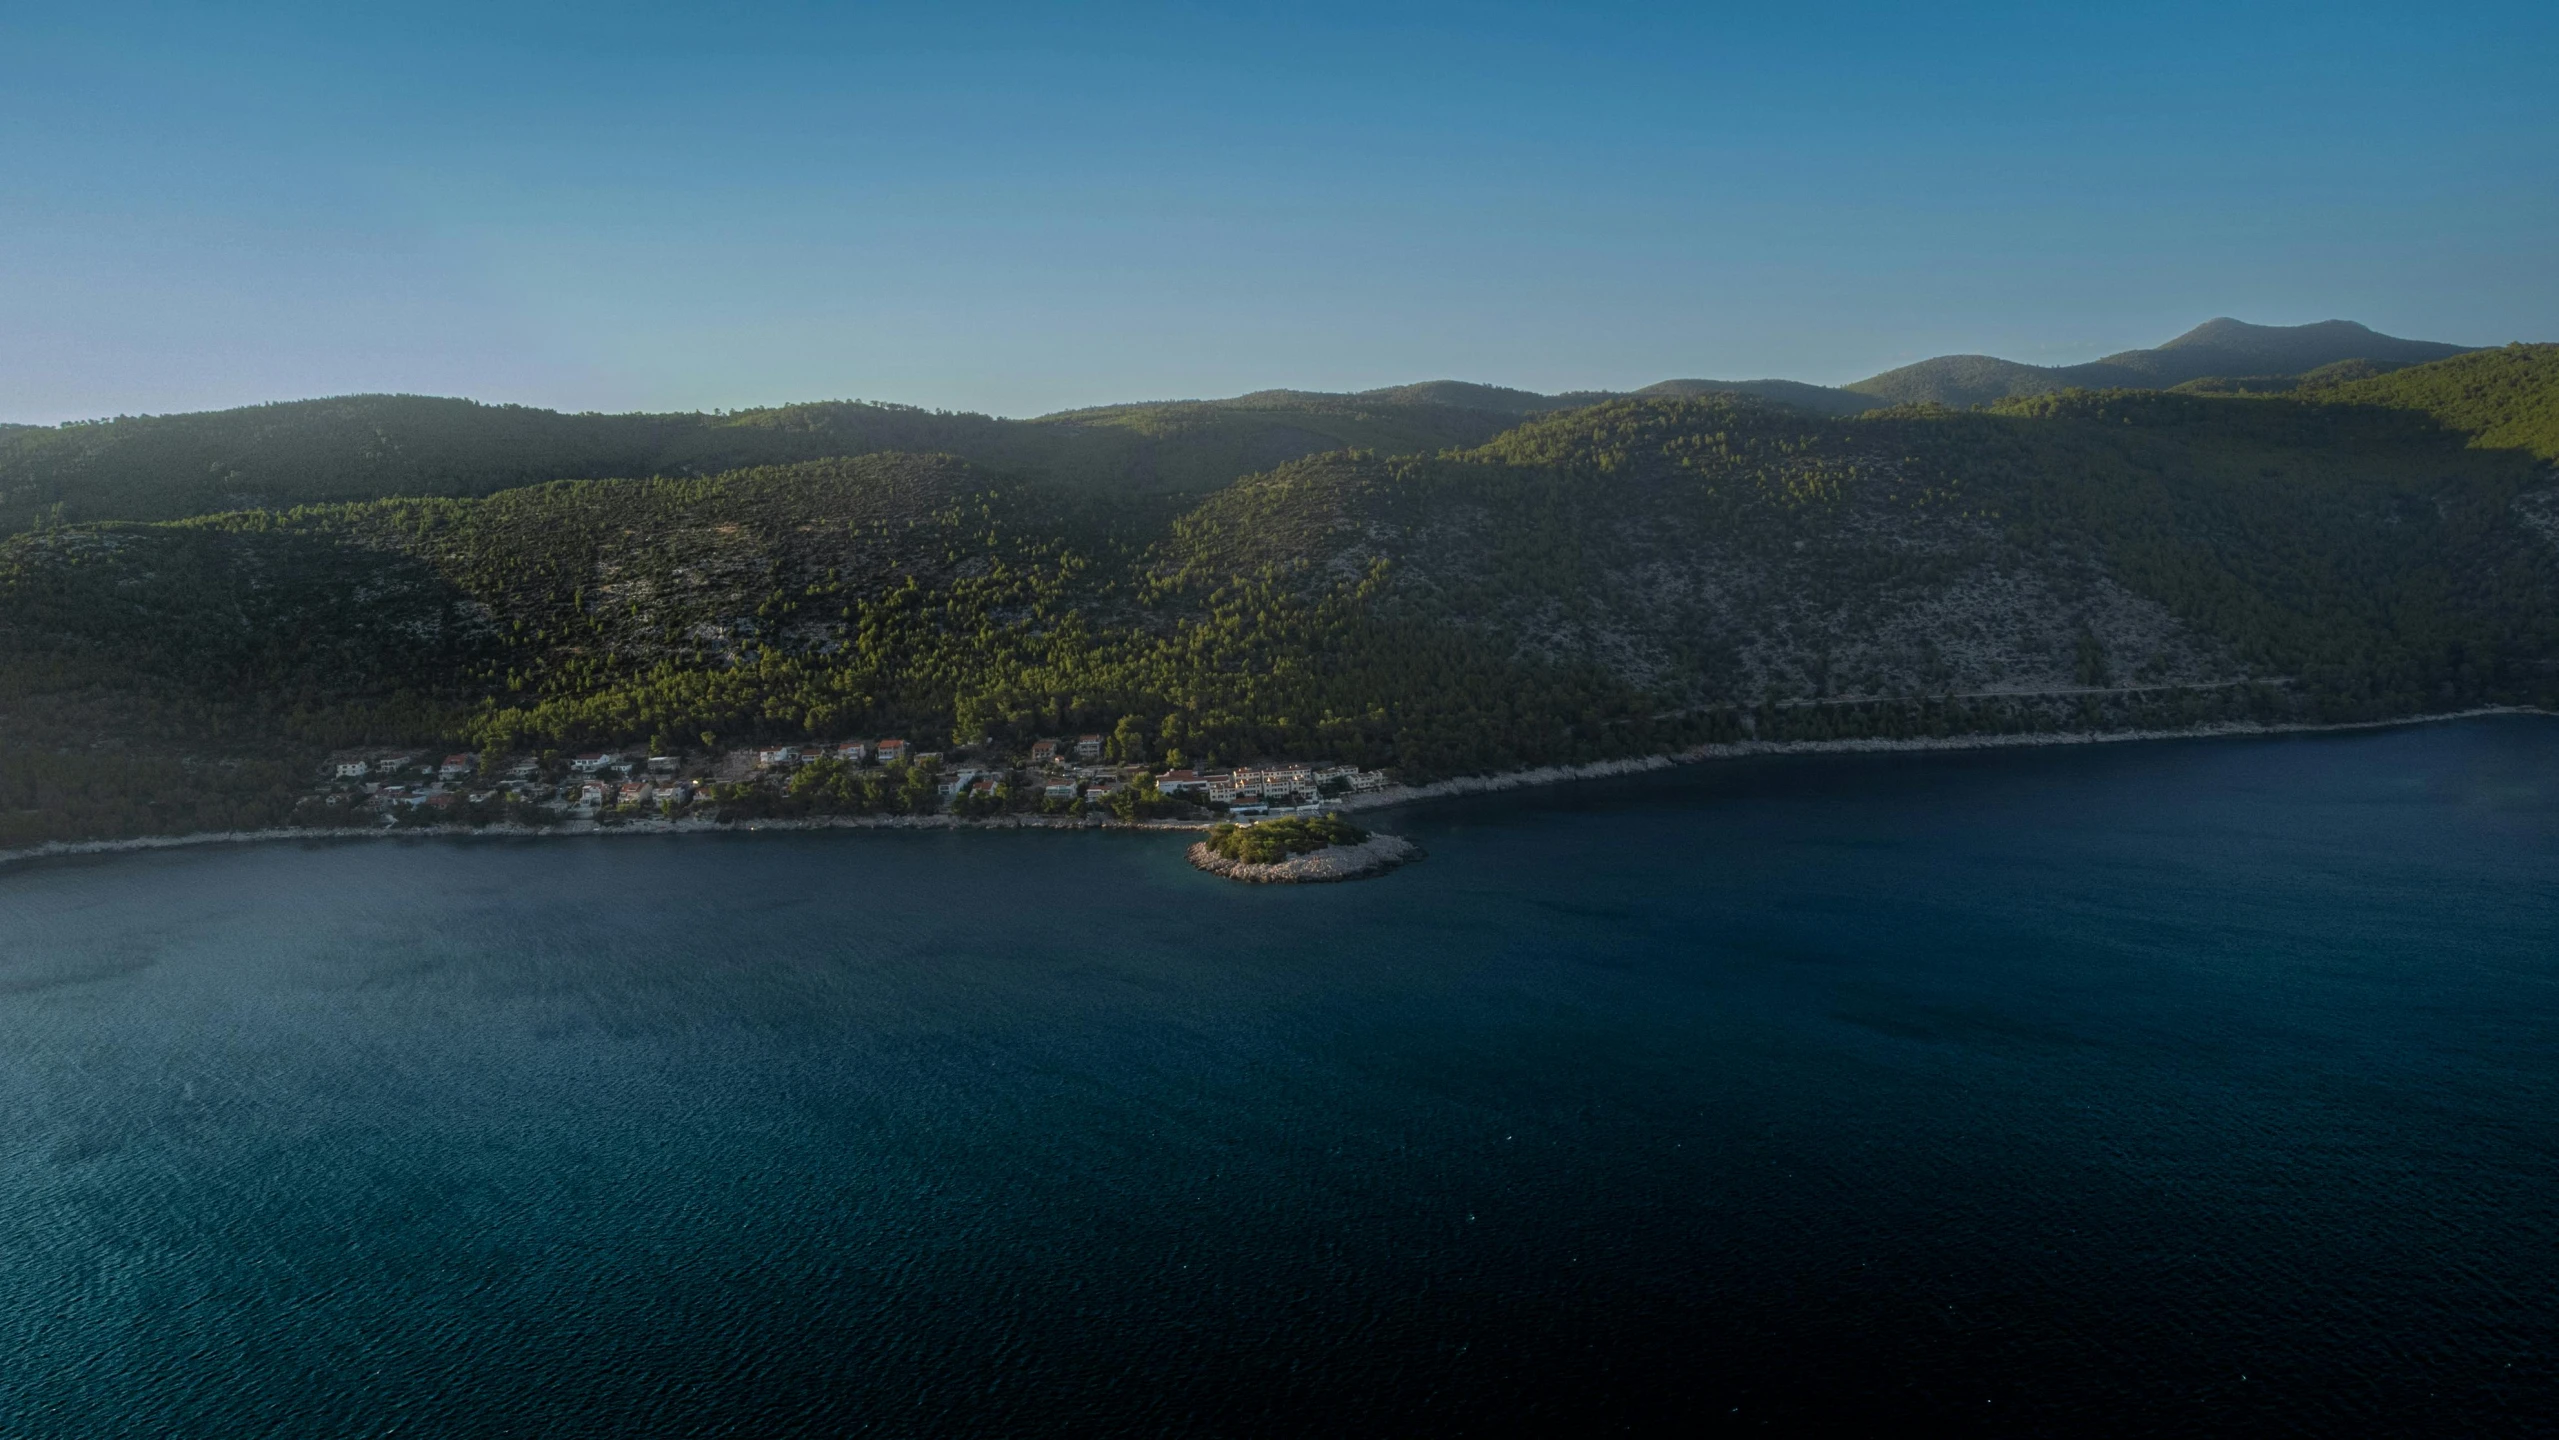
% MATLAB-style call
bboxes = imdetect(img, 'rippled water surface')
[4,720,2555,1436]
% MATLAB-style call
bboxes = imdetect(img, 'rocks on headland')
[1187,833,1419,884]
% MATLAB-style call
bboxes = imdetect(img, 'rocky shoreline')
[0,811,1214,870]
[1327,705,2552,814]
[1,707,2545,873]
[1186,833,1419,884]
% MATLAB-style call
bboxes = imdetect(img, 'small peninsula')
[1188,815,1419,884]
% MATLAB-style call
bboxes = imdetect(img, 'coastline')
[1328,704,2555,814]
[3,705,2546,872]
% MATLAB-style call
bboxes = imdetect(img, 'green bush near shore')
[1205,814,1368,864]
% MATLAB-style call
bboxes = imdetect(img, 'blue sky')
[3,1,2553,422]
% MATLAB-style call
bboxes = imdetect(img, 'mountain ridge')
[0,319,2527,544]
[1846,318,2479,407]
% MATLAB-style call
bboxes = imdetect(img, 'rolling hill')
[1847,319,2479,407]
[2316,344,2559,460]
[1627,378,1880,416]
[0,391,1528,538]
[5,316,2493,541]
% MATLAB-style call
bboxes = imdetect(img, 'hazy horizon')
[6,1,2553,425]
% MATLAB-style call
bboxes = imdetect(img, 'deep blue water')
[3,719,2555,1437]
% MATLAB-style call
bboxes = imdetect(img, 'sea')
[2,718,2554,1437]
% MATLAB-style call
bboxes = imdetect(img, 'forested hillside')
[1628,378,1879,415]
[5,363,2554,847]
[0,391,1525,536]
[6,317,2500,542]
[2316,344,2559,460]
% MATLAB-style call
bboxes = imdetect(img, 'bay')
[2,719,2554,1435]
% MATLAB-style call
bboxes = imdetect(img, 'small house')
[1074,734,1103,761]
[334,760,369,780]
[569,753,615,774]
[877,739,909,765]
[834,741,868,763]
[1043,781,1081,801]
[1155,769,1205,795]
[439,754,475,780]
[1029,739,1059,764]
[756,746,801,768]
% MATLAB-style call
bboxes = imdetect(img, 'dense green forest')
[1206,814,1368,863]
[0,391,1530,536]
[2316,344,2559,460]
[3,345,2555,848]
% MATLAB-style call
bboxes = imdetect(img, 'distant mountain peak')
[2158,317,2376,350]
[1851,318,2475,407]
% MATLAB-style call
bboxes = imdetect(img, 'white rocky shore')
[1187,833,1419,884]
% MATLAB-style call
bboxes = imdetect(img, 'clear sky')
[4,0,2553,422]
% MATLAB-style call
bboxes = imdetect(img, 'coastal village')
[306,732,1396,829]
